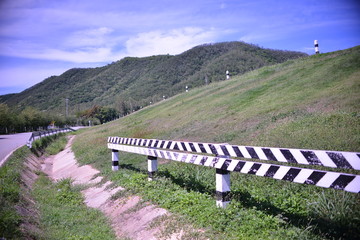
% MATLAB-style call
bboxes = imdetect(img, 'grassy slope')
[72,47,360,239]
[80,46,359,151]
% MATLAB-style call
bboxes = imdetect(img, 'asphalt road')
[0,132,32,167]
[0,127,87,167]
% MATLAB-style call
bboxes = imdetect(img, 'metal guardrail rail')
[27,127,75,148]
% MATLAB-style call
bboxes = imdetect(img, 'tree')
[77,105,118,124]
[20,107,47,131]
[0,104,12,134]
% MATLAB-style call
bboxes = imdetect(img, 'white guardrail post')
[112,149,119,171]
[148,155,158,181]
[216,168,231,208]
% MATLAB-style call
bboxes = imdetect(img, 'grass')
[1,134,119,239]
[116,160,359,239]
[45,134,68,155]
[72,47,360,239]
[31,133,68,156]
[0,147,29,239]
[32,176,116,239]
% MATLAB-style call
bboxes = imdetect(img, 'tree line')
[0,103,118,134]
[76,105,118,125]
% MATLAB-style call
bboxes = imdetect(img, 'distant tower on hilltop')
[314,40,319,54]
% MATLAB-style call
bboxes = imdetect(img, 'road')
[0,127,87,167]
[0,132,32,167]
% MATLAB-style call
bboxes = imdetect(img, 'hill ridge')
[1,41,306,114]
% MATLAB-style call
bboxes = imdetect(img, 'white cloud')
[64,27,114,48]
[125,27,218,57]
[0,66,68,89]
[28,47,115,63]
[0,39,116,63]
[0,26,222,63]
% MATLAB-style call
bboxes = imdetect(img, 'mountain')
[1,41,306,115]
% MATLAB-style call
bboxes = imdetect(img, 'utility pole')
[65,98,69,117]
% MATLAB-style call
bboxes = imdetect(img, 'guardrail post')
[216,168,231,208]
[148,156,158,181]
[112,149,119,171]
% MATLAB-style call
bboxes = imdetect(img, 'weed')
[31,133,67,156]
[45,135,68,155]
[308,191,360,238]
[32,175,116,239]
[110,188,130,200]
[123,199,149,214]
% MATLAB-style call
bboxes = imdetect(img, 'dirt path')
[41,136,185,240]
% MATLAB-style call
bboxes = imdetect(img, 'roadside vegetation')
[72,46,360,239]
[0,104,73,134]
[0,134,116,239]
[30,133,68,156]
[0,147,29,239]
[0,103,118,134]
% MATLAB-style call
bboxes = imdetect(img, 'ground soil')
[39,136,191,240]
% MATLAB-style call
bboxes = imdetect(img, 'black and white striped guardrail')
[108,143,359,193]
[108,137,360,170]
[108,137,360,207]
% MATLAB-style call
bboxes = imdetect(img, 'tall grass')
[45,135,68,155]
[31,133,67,156]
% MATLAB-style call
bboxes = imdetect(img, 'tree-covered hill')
[1,41,306,115]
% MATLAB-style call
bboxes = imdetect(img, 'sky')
[0,0,359,95]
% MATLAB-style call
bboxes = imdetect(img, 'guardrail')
[27,127,75,148]
[107,136,360,208]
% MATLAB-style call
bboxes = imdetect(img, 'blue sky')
[0,0,359,95]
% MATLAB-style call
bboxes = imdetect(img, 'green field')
[71,47,360,239]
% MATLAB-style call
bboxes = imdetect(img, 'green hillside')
[71,46,360,239]
[1,41,306,114]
